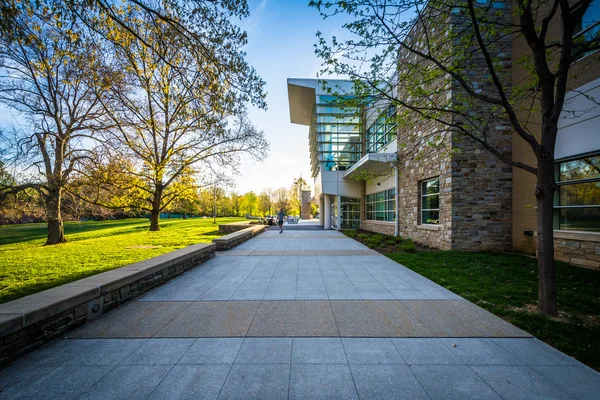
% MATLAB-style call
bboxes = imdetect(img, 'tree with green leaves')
[311,0,600,315]
[0,7,113,244]
[98,7,267,231]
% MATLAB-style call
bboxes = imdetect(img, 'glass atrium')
[309,95,362,176]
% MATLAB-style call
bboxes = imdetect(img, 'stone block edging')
[213,225,266,251]
[0,242,215,366]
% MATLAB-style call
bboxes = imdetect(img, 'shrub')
[402,239,416,253]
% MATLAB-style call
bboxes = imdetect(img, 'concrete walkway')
[1,230,599,399]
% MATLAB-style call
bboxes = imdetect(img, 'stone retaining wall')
[554,231,600,269]
[213,225,265,250]
[0,243,215,366]
[218,221,255,233]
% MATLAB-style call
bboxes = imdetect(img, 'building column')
[324,195,331,230]
[337,195,342,230]
[319,196,325,226]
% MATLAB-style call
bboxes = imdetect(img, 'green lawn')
[389,252,600,372]
[0,217,244,304]
[343,230,600,372]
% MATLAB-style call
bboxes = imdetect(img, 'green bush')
[357,233,371,240]
[402,239,416,253]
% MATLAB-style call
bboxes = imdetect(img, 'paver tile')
[218,364,290,400]
[532,365,600,400]
[292,338,347,364]
[491,338,579,366]
[439,338,523,365]
[331,300,434,337]
[289,364,358,400]
[155,301,260,337]
[16,338,99,366]
[342,338,405,365]
[471,365,572,400]
[0,363,55,399]
[65,339,147,366]
[121,338,195,365]
[79,365,172,400]
[69,302,190,338]
[178,338,243,365]
[247,301,338,336]
[234,338,292,364]
[148,365,230,400]
[12,365,113,400]
[351,364,430,400]
[411,365,502,400]
[391,338,464,365]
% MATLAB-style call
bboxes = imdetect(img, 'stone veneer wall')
[361,221,396,236]
[396,120,453,250]
[449,137,513,251]
[554,232,600,269]
[447,5,513,251]
[301,190,312,219]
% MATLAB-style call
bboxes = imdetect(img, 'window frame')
[554,152,600,232]
[365,188,396,222]
[420,177,440,225]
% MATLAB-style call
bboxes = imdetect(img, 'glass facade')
[420,178,440,224]
[310,95,362,175]
[555,154,600,232]
[366,189,396,222]
[340,197,361,229]
[366,106,397,153]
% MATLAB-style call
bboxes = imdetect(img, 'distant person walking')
[277,209,285,234]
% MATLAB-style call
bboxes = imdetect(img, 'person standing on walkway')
[277,209,285,234]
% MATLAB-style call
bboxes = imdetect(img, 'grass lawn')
[345,230,600,372]
[0,217,245,304]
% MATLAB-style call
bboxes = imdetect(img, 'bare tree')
[0,8,112,244]
[311,0,600,314]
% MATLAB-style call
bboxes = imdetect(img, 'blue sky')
[235,0,348,194]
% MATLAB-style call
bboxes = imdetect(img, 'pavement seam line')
[216,338,246,399]
[340,338,362,399]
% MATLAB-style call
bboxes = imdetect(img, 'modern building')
[287,3,600,267]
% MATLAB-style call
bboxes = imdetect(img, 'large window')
[366,189,396,222]
[366,106,397,153]
[420,178,440,225]
[555,154,600,232]
[313,95,363,173]
[572,2,600,60]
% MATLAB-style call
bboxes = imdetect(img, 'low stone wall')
[361,220,396,236]
[218,221,255,233]
[0,243,215,366]
[554,231,600,269]
[213,225,265,250]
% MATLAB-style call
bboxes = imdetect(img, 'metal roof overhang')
[343,153,398,180]
[287,79,317,126]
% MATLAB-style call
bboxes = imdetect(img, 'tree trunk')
[149,188,162,231]
[535,156,557,315]
[45,187,66,245]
